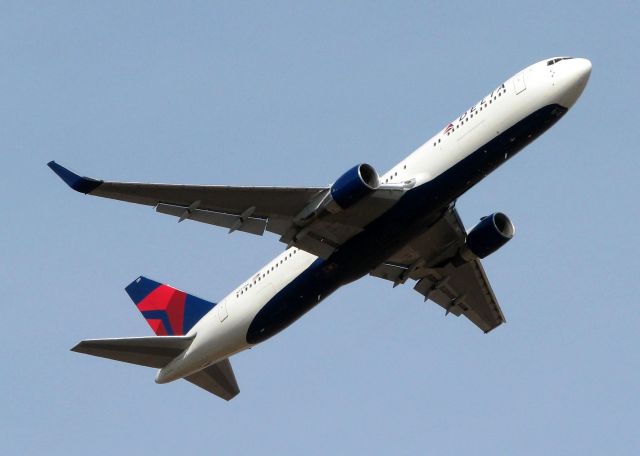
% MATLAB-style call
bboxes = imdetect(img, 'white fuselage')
[156,57,591,384]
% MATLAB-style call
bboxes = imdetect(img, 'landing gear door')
[218,300,228,322]
[513,72,526,94]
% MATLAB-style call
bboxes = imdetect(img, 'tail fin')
[125,276,216,336]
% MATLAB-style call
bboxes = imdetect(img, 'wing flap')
[90,182,323,218]
[156,203,267,235]
[369,262,406,282]
[71,336,194,368]
[412,262,505,332]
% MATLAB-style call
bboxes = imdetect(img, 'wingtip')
[47,160,103,194]
[223,389,240,401]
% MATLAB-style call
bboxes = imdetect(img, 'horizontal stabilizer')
[71,336,194,368]
[184,358,240,401]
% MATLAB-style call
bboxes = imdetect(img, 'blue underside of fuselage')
[245,103,568,344]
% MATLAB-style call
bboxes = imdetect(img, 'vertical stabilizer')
[125,277,216,336]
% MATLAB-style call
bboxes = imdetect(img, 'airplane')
[49,57,591,401]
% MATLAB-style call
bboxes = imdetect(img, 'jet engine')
[465,212,515,259]
[328,163,380,211]
[292,163,382,225]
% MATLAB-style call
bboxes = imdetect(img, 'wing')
[370,206,506,333]
[48,161,408,258]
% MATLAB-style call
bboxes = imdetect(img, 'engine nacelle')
[465,212,515,259]
[329,163,380,210]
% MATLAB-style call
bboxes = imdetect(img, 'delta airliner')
[49,57,591,400]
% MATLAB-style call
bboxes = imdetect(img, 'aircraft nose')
[573,58,592,87]
[557,58,592,108]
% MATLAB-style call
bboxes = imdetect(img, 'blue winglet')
[47,161,103,194]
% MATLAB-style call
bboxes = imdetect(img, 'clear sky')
[2,1,639,454]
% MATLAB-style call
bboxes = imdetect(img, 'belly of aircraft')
[246,103,568,345]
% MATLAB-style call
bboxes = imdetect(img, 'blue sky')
[2,1,639,454]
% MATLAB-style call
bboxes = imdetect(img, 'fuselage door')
[513,72,526,94]
[218,299,228,322]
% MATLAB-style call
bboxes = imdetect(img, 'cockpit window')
[547,57,574,66]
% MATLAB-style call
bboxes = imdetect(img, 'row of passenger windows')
[236,249,299,297]
[370,84,509,186]
[432,87,507,146]
[383,164,408,184]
